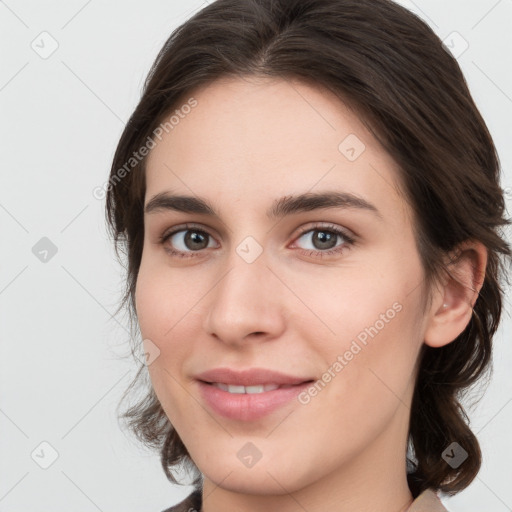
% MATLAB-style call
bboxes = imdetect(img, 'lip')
[194,367,313,386]
[194,367,314,421]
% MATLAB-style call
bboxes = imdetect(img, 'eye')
[158,222,355,259]
[292,223,355,258]
[159,223,217,258]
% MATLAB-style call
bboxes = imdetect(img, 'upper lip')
[195,367,314,386]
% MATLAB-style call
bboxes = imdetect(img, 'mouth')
[196,379,315,421]
[200,381,314,394]
[194,367,316,420]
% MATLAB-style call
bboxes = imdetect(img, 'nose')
[202,254,286,347]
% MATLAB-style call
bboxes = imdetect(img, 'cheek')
[135,266,195,422]
[134,261,206,374]
[293,280,423,455]
[135,257,188,339]
[290,260,421,348]
[134,273,166,341]
[295,255,425,401]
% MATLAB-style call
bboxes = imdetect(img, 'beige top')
[162,487,449,512]
[408,488,449,512]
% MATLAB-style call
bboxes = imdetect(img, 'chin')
[199,456,315,496]
[206,471,294,496]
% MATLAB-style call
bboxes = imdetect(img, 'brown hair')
[107,0,511,498]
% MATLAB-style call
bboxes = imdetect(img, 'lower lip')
[197,381,312,421]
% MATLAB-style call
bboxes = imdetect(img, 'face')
[136,76,431,496]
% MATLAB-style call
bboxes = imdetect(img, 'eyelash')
[158,222,355,260]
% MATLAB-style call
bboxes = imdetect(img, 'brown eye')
[292,224,355,258]
[299,229,339,250]
[160,226,217,258]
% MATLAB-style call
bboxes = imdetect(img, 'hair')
[107,0,511,499]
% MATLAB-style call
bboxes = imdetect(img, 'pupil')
[314,230,336,250]
[186,231,207,250]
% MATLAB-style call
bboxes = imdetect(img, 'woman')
[106,0,511,511]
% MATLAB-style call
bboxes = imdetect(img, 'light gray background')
[0,1,511,511]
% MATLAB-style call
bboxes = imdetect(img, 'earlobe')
[424,240,487,348]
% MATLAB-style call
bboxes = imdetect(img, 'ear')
[424,240,487,348]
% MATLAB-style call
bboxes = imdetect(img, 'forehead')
[144,76,409,224]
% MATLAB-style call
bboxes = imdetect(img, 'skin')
[136,76,487,512]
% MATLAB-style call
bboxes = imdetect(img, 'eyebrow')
[144,190,382,220]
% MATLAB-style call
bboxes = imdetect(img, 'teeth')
[212,383,281,394]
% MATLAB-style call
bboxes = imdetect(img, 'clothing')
[408,489,448,511]
[161,487,448,512]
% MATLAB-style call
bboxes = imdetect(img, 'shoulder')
[161,489,202,512]
[409,488,449,512]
